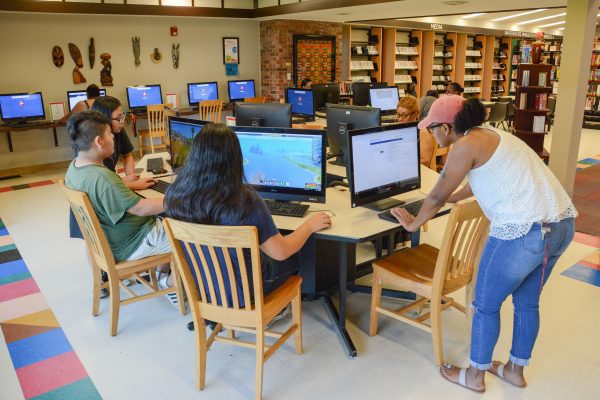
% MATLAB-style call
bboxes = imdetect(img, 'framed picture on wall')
[223,37,239,64]
[293,34,336,87]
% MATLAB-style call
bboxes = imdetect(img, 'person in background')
[406,82,417,97]
[390,95,576,393]
[59,84,102,123]
[397,95,434,167]
[418,90,439,120]
[446,82,464,96]
[300,77,313,89]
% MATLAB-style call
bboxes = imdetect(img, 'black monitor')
[228,79,256,102]
[235,103,292,128]
[286,88,315,121]
[347,123,421,211]
[369,86,399,113]
[325,104,381,166]
[312,83,340,111]
[168,116,209,170]
[352,82,389,106]
[0,92,45,124]
[187,82,219,108]
[126,84,162,112]
[234,126,326,203]
[67,89,107,112]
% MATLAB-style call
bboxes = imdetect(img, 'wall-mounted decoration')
[89,38,95,69]
[172,44,180,69]
[223,37,239,64]
[132,37,140,66]
[293,35,336,87]
[100,53,113,86]
[150,48,163,63]
[68,42,86,84]
[52,46,64,68]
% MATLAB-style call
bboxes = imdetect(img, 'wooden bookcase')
[348,26,383,84]
[493,37,512,97]
[584,37,600,129]
[513,63,552,158]
[480,35,495,99]
[382,29,421,96]
[463,35,484,97]
[430,32,453,94]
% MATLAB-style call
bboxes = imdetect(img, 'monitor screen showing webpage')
[369,87,399,111]
[67,89,107,111]
[0,92,45,122]
[347,123,420,208]
[233,126,326,203]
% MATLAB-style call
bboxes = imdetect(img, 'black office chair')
[498,96,514,130]
[487,102,508,129]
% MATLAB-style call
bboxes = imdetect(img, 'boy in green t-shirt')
[65,110,171,265]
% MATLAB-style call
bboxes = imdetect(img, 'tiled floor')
[0,126,599,400]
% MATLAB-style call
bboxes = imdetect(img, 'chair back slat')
[199,100,223,123]
[236,247,253,311]
[448,219,473,279]
[222,249,240,310]
[183,241,208,303]
[429,134,450,172]
[207,245,229,307]
[147,104,168,133]
[195,243,218,305]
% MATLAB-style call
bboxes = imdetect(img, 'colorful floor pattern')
[562,250,600,288]
[0,218,102,399]
[0,180,54,193]
[576,154,600,171]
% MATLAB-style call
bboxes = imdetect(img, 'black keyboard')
[151,180,171,194]
[146,157,163,172]
[266,201,309,218]
[377,199,424,223]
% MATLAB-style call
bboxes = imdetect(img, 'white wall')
[0,12,260,170]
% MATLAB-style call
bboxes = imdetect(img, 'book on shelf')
[519,93,528,109]
[522,44,532,64]
[532,115,545,133]
[535,93,548,110]
[538,72,547,87]
[522,70,530,86]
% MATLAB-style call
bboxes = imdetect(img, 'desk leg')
[6,131,13,152]
[132,118,138,137]
[52,127,58,147]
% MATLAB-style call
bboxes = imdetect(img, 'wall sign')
[223,37,239,64]
[431,23,444,30]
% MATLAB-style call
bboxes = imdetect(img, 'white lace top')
[466,126,577,240]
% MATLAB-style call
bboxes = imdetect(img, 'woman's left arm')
[122,152,135,176]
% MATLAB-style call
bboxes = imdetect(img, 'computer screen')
[187,82,219,107]
[325,104,381,166]
[369,87,399,112]
[228,80,256,102]
[312,83,340,111]
[286,88,315,119]
[126,85,163,111]
[168,116,208,170]
[347,123,421,209]
[67,89,107,112]
[352,82,389,106]
[235,103,292,128]
[233,126,326,203]
[0,92,45,123]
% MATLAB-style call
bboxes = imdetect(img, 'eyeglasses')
[426,123,446,135]
[112,114,126,123]
[397,112,415,119]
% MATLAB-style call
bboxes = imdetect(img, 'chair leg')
[108,275,121,336]
[465,281,475,337]
[195,319,208,390]
[430,296,444,366]
[255,328,265,400]
[170,260,187,315]
[369,269,383,336]
[292,287,303,354]
[91,266,101,317]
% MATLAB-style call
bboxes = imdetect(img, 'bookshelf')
[508,39,522,95]
[463,35,483,97]
[513,63,552,158]
[429,32,455,94]
[543,38,562,95]
[389,29,421,95]
[349,27,383,83]
[584,37,600,129]
[492,37,510,97]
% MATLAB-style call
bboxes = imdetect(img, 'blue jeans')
[470,218,574,370]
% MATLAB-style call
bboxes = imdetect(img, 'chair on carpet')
[163,218,303,400]
[60,180,186,336]
[199,100,223,123]
[369,199,490,366]
[137,103,172,157]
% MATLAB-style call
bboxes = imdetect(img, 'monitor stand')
[327,155,345,166]
[362,198,405,212]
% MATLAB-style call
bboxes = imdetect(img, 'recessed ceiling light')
[538,20,566,28]
[461,13,486,19]
[490,9,547,22]
[557,27,565,30]
[516,12,566,25]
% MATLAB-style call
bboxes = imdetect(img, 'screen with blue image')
[235,129,323,193]
[286,88,314,117]
[0,93,45,121]
[228,80,255,101]
[67,89,107,111]
[168,117,206,169]
[188,82,219,105]
[126,85,162,109]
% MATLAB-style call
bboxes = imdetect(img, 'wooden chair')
[199,99,223,123]
[60,180,186,336]
[428,134,450,172]
[244,96,267,103]
[163,218,302,400]
[369,199,489,366]
[138,103,171,157]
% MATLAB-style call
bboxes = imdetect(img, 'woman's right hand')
[305,212,332,233]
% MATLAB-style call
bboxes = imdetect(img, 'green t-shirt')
[65,161,154,261]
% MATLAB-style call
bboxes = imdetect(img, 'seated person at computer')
[397,95,434,166]
[300,77,313,89]
[164,123,331,297]
[65,111,172,267]
[59,84,102,124]
[446,82,464,96]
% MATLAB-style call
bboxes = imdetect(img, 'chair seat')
[113,253,172,277]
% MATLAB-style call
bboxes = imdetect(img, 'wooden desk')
[0,121,65,152]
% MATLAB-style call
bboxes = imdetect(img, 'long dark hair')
[92,96,121,120]
[454,99,486,134]
[164,123,255,224]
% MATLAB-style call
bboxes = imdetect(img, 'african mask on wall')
[52,46,64,68]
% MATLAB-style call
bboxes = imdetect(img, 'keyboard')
[151,180,171,194]
[377,199,424,223]
[146,157,163,172]
[266,201,309,218]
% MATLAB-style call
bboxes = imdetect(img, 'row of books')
[431,84,446,91]
[493,63,507,70]
[466,50,481,57]
[432,75,452,82]
[492,74,505,81]
[350,75,372,83]
[544,43,561,52]
[589,69,600,81]
[518,93,548,110]
[511,54,521,65]
[587,83,600,96]
[394,75,413,84]
[465,62,483,69]
[591,53,600,66]
[395,60,418,69]
[434,51,453,57]
[350,60,375,70]
[432,64,453,71]
[464,74,482,81]
[584,96,599,111]
[395,46,418,55]
[521,70,548,87]
[464,87,481,93]
[351,45,378,55]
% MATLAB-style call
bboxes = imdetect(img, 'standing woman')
[390,95,576,393]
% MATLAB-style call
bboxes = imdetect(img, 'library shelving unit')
[492,38,510,97]
[513,63,552,159]
[508,39,522,95]
[481,35,495,99]
[430,32,454,94]
[348,26,383,84]
[463,35,484,97]
[383,29,421,96]
[543,38,562,95]
[584,37,600,129]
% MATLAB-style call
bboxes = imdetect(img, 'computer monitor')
[234,126,326,204]
[347,123,421,211]
[352,82,389,106]
[285,88,315,121]
[369,86,400,113]
[235,103,292,128]
[126,84,163,112]
[0,92,45,123]
[67,89,107,112]
[325,104,381,166]
[187,82,219,108]
[312,83,340,111]
[168,116,209,170]
[228,79,256,102]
